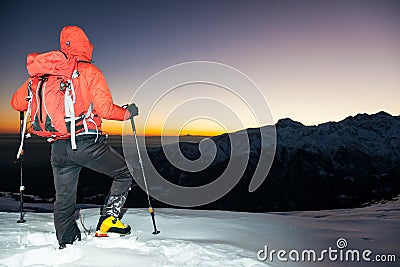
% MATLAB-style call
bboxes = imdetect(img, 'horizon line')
[0,110,396,136]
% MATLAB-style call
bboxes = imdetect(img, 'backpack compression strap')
[64,71,79,150]
[64,70,99,150]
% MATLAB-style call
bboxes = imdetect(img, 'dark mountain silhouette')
[1,111,399,212]
[143,111,400,211]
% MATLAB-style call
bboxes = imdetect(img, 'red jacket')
[11,26,129,134]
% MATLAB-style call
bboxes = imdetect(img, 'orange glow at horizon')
[102,120,225,136]
[101,119,226,136]
[0,115,225,137]
[1,112,20,134]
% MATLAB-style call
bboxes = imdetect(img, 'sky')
[0,0,399,136]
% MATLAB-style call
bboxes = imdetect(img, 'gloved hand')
[125,103,138,118]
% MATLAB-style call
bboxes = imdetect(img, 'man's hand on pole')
[124,103,139,119]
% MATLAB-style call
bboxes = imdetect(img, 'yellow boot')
[95,215,131,237]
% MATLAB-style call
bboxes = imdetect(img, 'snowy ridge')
[154,111,400,172]
[201,111,400,170]
[275,111,400,170]
[146,112,400,211]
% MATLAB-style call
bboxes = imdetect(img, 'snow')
[0,196,399,267]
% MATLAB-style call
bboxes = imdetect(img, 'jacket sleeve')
[86,65,129,121]
[10,79,30,111]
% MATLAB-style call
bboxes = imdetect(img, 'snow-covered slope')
[0,197,399,267]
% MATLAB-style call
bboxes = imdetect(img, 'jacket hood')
[60,26,93,62]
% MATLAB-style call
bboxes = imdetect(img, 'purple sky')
[1,0,399,135]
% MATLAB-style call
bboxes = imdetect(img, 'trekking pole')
[130,117,160,235]
[17,111,26,223]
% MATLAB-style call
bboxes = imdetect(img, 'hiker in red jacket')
[11,26,138,249]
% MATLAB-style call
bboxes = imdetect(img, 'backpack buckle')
[60,81,70,91]
[39,74,49,82]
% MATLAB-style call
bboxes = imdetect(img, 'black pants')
[51,135,133,244]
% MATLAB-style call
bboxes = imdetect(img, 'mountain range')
[1,111,399,212]
[143,111,400,211]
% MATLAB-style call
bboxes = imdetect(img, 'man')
[11,26,138,249]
